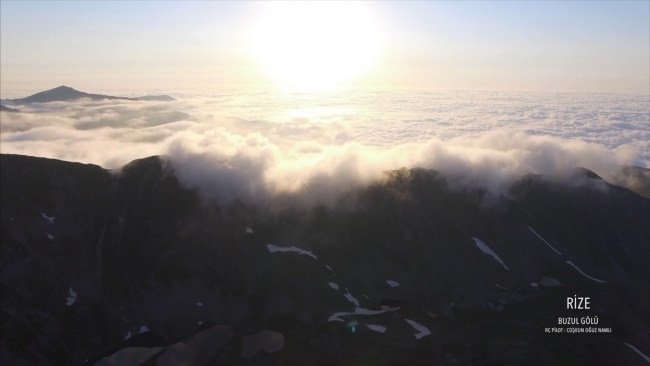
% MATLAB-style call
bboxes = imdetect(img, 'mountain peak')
[10,86,131,104]
[40,85,78,94]
[9,86,175,104]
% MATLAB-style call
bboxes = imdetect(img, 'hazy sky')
[1,1,649,94]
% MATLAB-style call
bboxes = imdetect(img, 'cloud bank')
[1,89,647,205]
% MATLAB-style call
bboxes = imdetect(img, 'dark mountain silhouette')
[1,154,649,365]
[7,85,135,104]
[0,105,19,113]
[6,86,175,104]
[134,95,176,102]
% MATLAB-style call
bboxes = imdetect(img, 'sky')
[1,1,649,95]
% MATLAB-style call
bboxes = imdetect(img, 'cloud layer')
[1,89,648,205]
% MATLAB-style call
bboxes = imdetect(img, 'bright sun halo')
[251,2,381,92]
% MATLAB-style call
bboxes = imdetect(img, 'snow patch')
[325,265,336,275]
[47,233,54,240]
[328,307,386,322]
[355,307,385,315]
[405,319,431,339]
[328,282,339,290]
[528,227,562,255]
[197,302,203,307]
[625,342,650,363]
[495,283,507,289]
[531,283,538,287]
[365,324,387,333]
[566,261,606,283]
[139,326,149,333]
[344,291,360,306]
[125,332,132,340]
[327,312,351,322]
[266,244,317,259]
[539,277,561,287]
[246,227,253,234]
[386,280,399,287]
[65,286,77,306]
[363,294,371,299]
[198,321,203,325]
[41,213,55,224]
[472,237,509,270]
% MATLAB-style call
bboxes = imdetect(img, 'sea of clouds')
[1,88,648,205]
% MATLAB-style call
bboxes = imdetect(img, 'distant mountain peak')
[9,86,175,104]
[10,85,97,104]
[46,85,75,92]
[41,85,75,92]
[134,94,176,101]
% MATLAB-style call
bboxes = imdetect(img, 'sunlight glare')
[251,2,381,92]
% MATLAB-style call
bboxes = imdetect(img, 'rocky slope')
[1,154,649,365]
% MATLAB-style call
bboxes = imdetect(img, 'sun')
[251,2,381,92]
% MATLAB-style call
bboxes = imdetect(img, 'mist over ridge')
[1,87,648,206]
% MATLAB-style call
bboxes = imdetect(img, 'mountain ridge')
[1,153,649,365]
[2,85,175,105]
